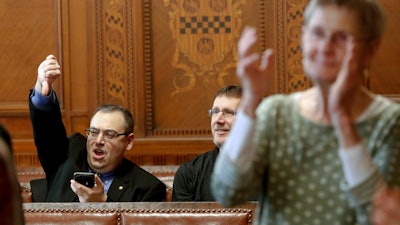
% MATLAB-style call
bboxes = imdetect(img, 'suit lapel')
[107,175,130,201]
[106,159,133,201]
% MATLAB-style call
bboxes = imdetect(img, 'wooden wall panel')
[0,0,399,167]
[0,0,64,164]
[0,0,62,112]
[152,1,243,133]
[370,0,400,95]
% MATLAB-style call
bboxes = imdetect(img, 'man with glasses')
[172,85,242,201]
[29,55,166,202]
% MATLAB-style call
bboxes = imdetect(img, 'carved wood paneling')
[95,0,135,108]
[1,0,399,167]
[150,0,244,137]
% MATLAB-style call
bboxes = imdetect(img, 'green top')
[212,93,400,225]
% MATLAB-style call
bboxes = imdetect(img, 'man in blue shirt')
[30,54,166,202]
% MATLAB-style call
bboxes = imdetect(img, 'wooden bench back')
[23,202,258,225]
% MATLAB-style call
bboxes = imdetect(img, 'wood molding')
[2,0,399,168]
[14,138,215,166]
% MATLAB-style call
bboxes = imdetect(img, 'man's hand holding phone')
[73,172,95,187]
[70,172,107,202]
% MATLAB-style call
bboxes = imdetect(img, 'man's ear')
[126,133,135,151]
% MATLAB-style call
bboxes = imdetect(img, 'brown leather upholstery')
[16,167,46,183]
[23,202,258,225]
[20,183,32,203]
[17,167,45,203]
[17,165,179,202]
[121,209,254,225]
[24,210,118,225]
[141,165,178,202]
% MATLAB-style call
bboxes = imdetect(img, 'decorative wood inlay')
[95,0,134,108]
[276,0,285,93]
[258,0,267,51]
[286,1,312,93]
[163,0,246,96]
[142,0,154,136]
[125,0,135,113]
[276,1,311,94]
[153,128,211,136]
[146,0,246,137]
[95,0,105,105]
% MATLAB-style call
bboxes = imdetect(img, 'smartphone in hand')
[73,172,95,188]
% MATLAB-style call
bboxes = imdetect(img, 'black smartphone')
[73,172,95,188]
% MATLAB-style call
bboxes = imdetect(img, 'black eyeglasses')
[85,128,131,140]
[207,108,237,118]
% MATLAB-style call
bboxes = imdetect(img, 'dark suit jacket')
[172,147,219,201]
[29,90,166,202]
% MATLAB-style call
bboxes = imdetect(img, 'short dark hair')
[92,104,135,133]
[215,85,242,99]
